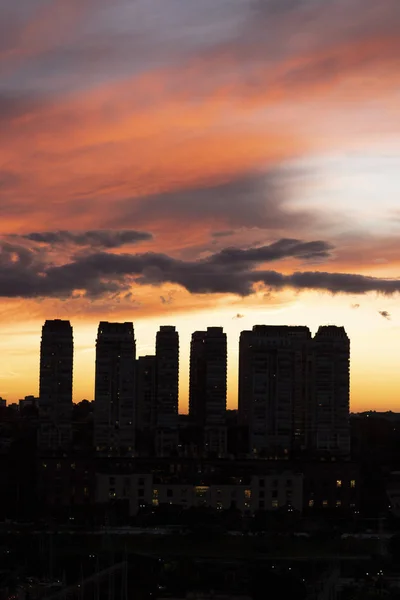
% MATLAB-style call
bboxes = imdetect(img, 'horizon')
[1,1,400,411]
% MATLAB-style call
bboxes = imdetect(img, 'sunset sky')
[1,0,400,411]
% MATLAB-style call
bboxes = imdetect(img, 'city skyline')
[4,317,350,415]
[1,1,400,411]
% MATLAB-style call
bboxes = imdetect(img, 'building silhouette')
[310,325,350,456]
[38,319,73,452]
[135,355,157,455]
[155,326,179,456]
[94,322,136,455]
[239,325,312,457]
[189,327,227,456]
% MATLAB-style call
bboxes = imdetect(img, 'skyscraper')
[94,322,136,455]
[135,355,157,455]
[155,326,179,456]
[189,327,227,456]
[38,319,73,452]
[238,325,312,456]
[310,326,350,456]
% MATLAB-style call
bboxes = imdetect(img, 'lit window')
[84,487,89,497]
[195,486,209,498]
[42,463,47,469]
[153,489,159,498]
[244,489,251,499]
[152,499,159,507]
[71,463,76,470]
[244,502,250,509]
[322,500,328,507]
[308,499,314,508]
[350,480,356,488]
[272,500,279,508]
[56,463,61,470]
[336,501,342,508]
[336,480,342,488]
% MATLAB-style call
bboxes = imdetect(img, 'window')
[244,489,251,499]
[153,489,159,498]
[138,489,144,497]
[273,479,278,488]
[272,490,278,499]
[272,500,279,508]
[259,500,265,509]
[308,499,314,508]
[56,463,61,470]
[350,480,356,488]
[322,500,328,507]
[259,490,265,499]
[152,499,159,507]
[138,478,145,486]
[167,489,173,498]
[336,480,342,488]
[336,500,342,508]
[259,479,265,488]
[195,486,209,498]
[109,477,115,485]
[286,479,292,488]
[84,487,89,497]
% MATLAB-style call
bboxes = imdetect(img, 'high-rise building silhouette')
[310,326,350,456]
[239,324,350,458]
[155,326,179,456]
[94,322,136,455]
[238,325,312,457]
[135,355,157,455]
[189,327,227,456]
[38,319,73,452]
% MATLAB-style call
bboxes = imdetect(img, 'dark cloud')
[1,238,400,301]
[19,229,152,249]
[379,310,391,320]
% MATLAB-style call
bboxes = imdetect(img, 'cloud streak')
[1,237,400,301]
[19,229,152,248]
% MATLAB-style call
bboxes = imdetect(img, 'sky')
[0,0,400,411]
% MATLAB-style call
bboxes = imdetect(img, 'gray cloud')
[211,230,235,238]
[233,313,245,319]
[19,229,152,249]
[351,303,360,309]
[1,237,400,301]
[118,171,322,232]
[379,310,391,320]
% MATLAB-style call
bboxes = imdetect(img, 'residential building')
[238,325,312,456]
[155,326,179,456]
[135,355,157,455]
[310,326,350,456]
[94,322,136,455]
[189,327,227,456]
[38,319,73,452]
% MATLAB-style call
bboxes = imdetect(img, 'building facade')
[189,327,228,456]
[155,326,179,456]
[238,325,312,457]
[94,322,136,455]
[38,319,73,453]
[310,326,350,456]
[239,325,350,458]
[135,355,157,455]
